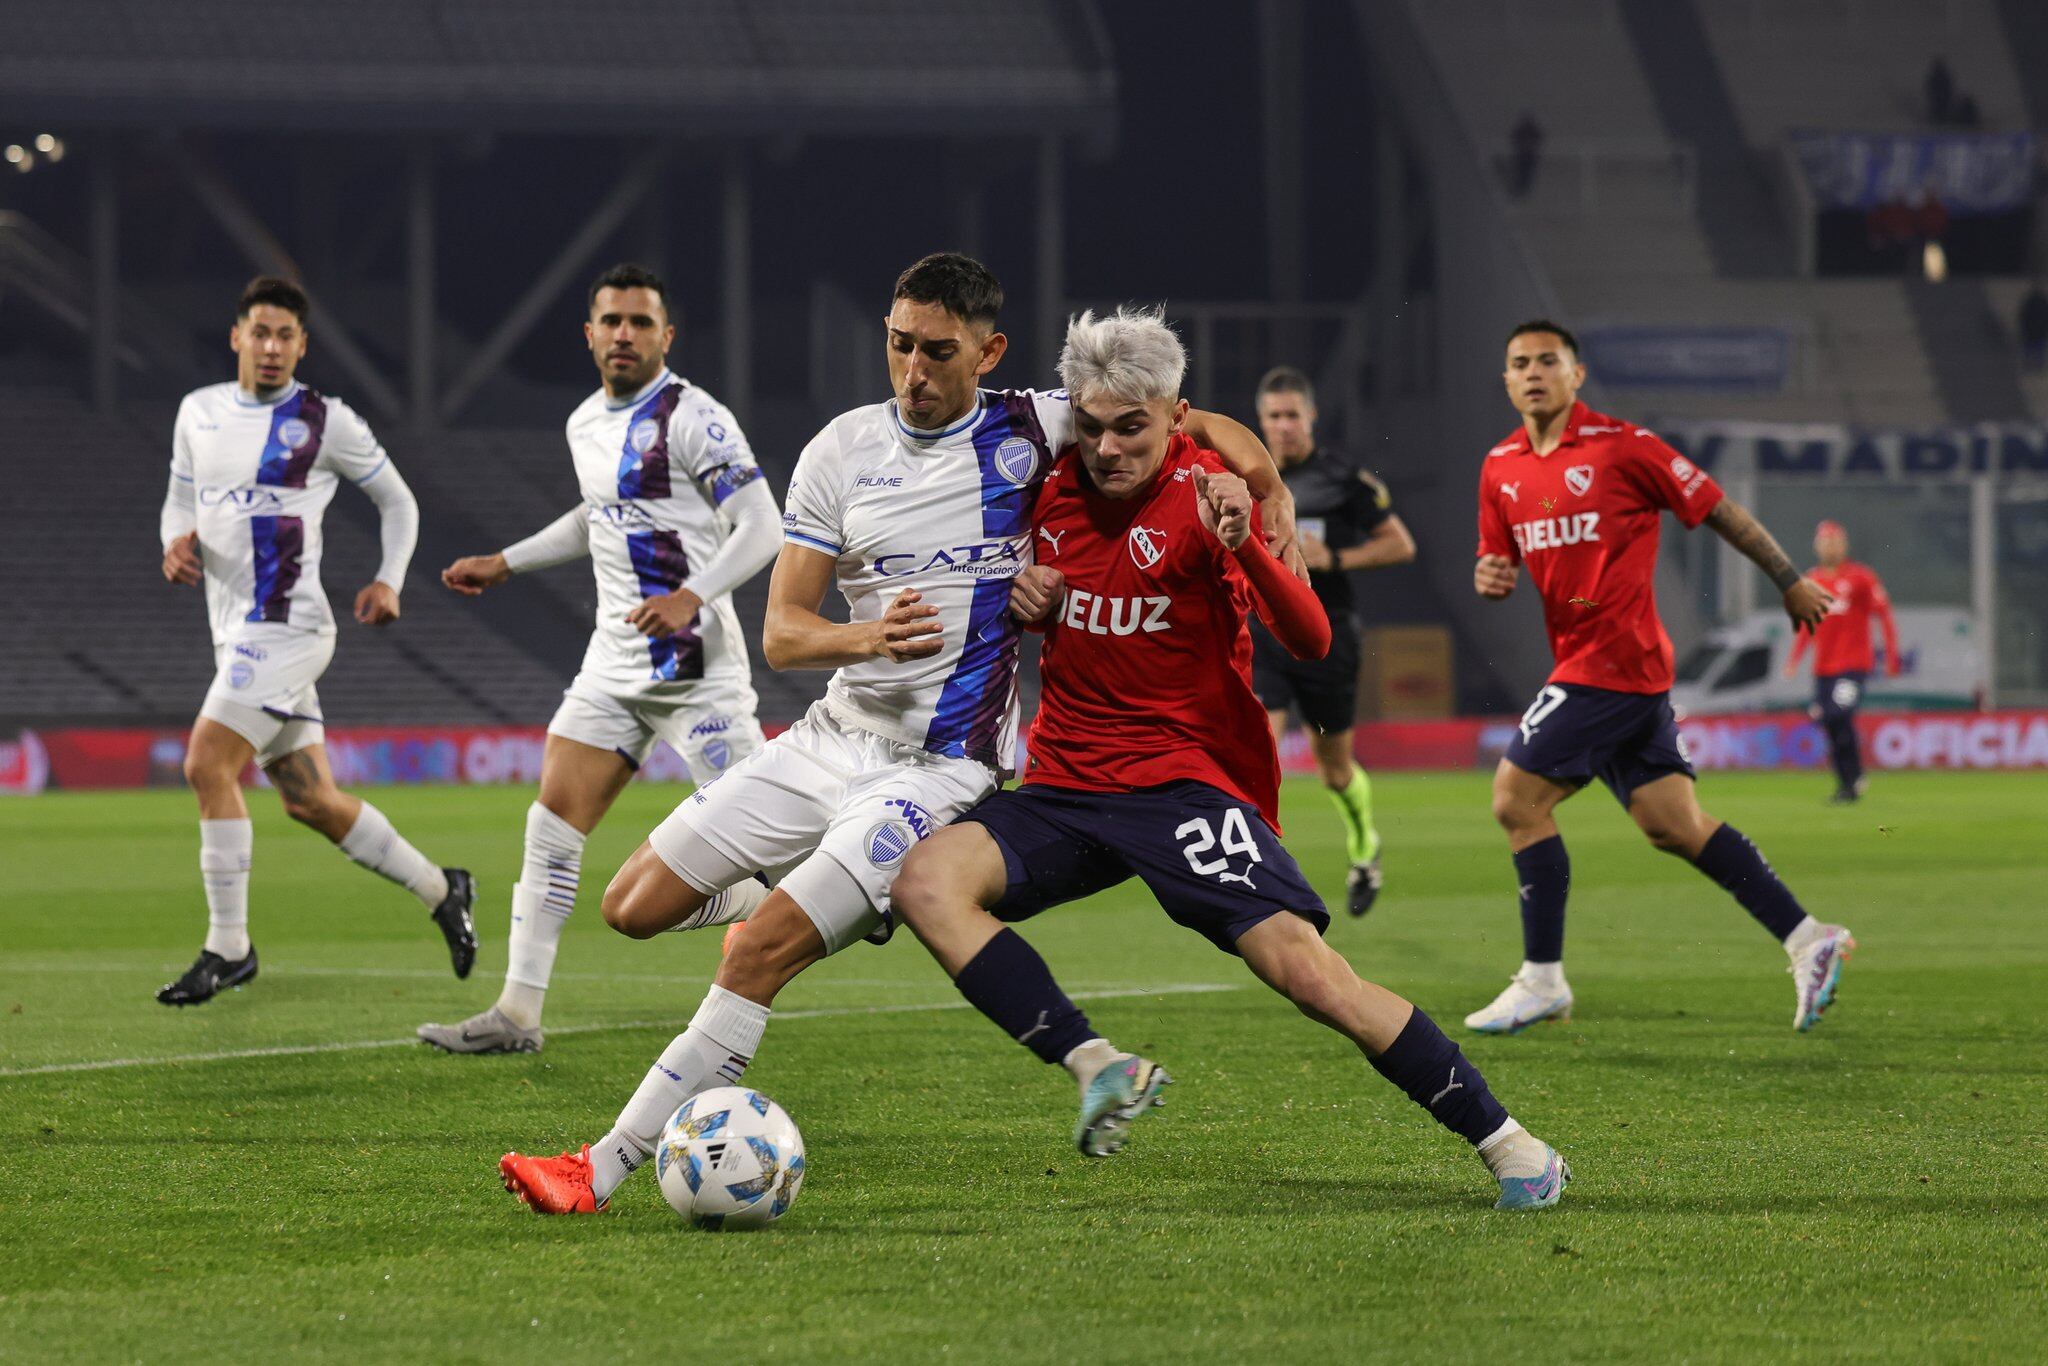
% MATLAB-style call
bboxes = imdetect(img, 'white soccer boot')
[1789,924,1855,1032]
[1463,968,1573,1035]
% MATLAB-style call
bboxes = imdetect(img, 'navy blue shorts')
[1504,683,1694,805]
[960,780,1329,954]
[1810,672,1865,723]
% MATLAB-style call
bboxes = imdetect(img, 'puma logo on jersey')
[1037,527,1066,557]
[1059,590,1171,636]
[1500,482,1521,503]
[1128,525,1167,569]
[1510,512,1601,554]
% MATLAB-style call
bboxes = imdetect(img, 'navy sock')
[1512,835,1571,962]
[953,929,1096,1066]
[1368,1008,1510,1147]
[1691,823,1807,941]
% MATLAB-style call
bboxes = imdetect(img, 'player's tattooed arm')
[1705,499,1833,630]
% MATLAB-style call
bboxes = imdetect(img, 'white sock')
[1061,1037,1127,1089]
[496,885,558,1029]
[1783,915,1825,957]
[493,804,587,1027]
[589,985,771,1203]
[1478,1120,1551,1179]
[666,877,770,933]
[337,801,449,908]
[1520,960,1567,994]
[199,818,253,960]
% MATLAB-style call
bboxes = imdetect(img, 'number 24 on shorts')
[1177,808,1264,878]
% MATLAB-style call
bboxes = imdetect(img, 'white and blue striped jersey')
[563,369,767,694]
[782,388,1073,770]
[165,381,409,646]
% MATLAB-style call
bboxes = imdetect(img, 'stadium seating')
[1402,0,2039,426]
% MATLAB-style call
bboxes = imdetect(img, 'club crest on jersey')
[1129,524,1167,570]
[994,436,1039,487]
[277,417,313,450]
[228,660,255,690]
[1564,465,1595,497]
[629,417,662,454]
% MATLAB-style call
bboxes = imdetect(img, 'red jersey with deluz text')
[1023,434,1328,831]
[1787,560,1898,677]
[1477,402,1723,694]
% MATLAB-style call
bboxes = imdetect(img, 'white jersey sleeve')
[503,505,591,573]
[670,390,769,511]
[782,425,846,558]
[1029,388,1074,453]
[161,398,199,548]
[315,400,415,591]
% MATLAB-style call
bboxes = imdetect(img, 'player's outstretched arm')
[447,505,591,596]
[1705,499,1832,631]
[1197,470,1330,660]
[762,543,942,670]
[1183,408,1305,580]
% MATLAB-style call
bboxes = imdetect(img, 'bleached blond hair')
[1057,305,1187,404]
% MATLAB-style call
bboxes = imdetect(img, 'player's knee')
[599,869,668,939]
[1637,816,1693,855]
[1280,955,1356,1029]
[279,786,341,828]
[888,849,945,928]
[1491,785,1532,834]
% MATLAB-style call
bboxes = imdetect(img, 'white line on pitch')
[0,983,1242,1078]
[0,964,1164,991]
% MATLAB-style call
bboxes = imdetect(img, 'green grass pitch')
[3,771,2044,1362]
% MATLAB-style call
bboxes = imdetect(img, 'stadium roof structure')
[0,0,1116,136]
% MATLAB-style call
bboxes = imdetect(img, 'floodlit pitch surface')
[3,773,2043,1362]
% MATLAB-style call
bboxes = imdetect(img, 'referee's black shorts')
[1253,621,1361,736]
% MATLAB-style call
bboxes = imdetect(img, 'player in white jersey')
[156,277,476,1007]
[498,252,1301,1214]
[418,264,779,1054]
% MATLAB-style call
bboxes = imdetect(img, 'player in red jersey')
[891,308,1570,1210]
[1466,321,1855,1036]
[1784,520,1901,803]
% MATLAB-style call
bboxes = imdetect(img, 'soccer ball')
[654,1086,806,1230]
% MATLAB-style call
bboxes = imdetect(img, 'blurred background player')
[417,264,779,1055]
[1252,365,1415,916]
[892,308,1567,1210]
[1784,520,1900,805]
[1466,322,1854,1036]
[156,277,476,1007]
[494,254,1295,1214]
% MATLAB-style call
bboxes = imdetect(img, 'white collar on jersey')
[890,394,984,443]
[603,368,678,411]
[232,379,303,408]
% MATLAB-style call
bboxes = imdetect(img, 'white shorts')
[648,700,996,954]
[547,671,765,781]
[198,630,334,766]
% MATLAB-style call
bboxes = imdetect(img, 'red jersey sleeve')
[1477,466,1518,563]
[1622,429,1723,529]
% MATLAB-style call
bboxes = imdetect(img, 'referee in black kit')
[1250,367,1414,916]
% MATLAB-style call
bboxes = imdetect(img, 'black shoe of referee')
[156,945,259,1006]
[1346,857,1383,917]
[431,869,479,979]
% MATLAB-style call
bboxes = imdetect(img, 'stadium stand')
[1400,0,2037,427]
[0,0,1114,132]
